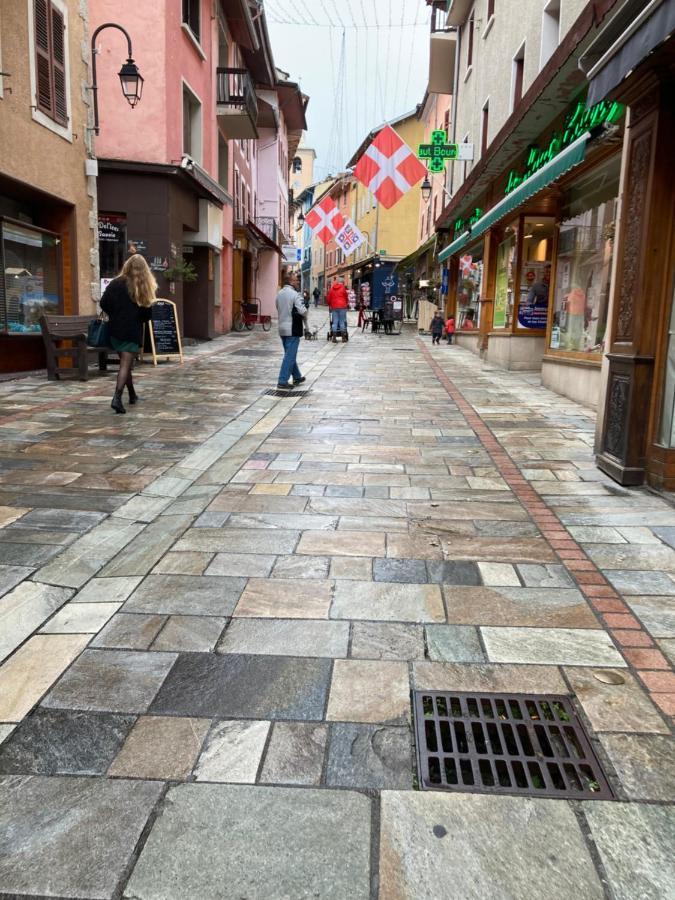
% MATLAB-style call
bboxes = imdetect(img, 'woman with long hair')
[100,254,156,413]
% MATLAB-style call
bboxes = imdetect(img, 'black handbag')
[87,316,110,348]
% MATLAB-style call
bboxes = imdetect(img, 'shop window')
[517,217,555,330]
[1,220,61,333]
[511,43,525,110]
[182,0,200,41]
[494,222,518,328]
[98,214,127,283]
[550,154,620,354]
[457,247,483,329]
[33,0,68,126]
[540,0,560,69]
[182,82,202,164]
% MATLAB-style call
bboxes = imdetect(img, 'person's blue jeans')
[331,308,347,334]
[278,335,301,385]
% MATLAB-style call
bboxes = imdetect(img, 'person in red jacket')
[445,315,456,344]
[327,279,349,342]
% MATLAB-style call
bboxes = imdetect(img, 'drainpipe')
[449,25,461,198]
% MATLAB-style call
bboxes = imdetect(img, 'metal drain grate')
[413,691,613,800]
[263,389,310,397]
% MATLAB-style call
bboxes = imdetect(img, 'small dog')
[305,327,318,341]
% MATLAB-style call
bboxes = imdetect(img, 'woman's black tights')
[115,351,135,395]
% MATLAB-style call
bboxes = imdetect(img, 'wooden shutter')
[34,0,68,124]
[51,5,68,124]
[35,0,53,115]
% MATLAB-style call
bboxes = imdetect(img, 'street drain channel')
[263,389,310,397]
[413,691,614,800]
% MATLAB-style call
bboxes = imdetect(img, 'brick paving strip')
[419,338,675,723]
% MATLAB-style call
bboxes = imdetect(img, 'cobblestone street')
[0,312,673,899]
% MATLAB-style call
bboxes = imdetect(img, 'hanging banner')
[335,219,365,257]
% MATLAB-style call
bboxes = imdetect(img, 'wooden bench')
[39,314,119,381]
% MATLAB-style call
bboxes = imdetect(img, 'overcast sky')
[266,0,432,178]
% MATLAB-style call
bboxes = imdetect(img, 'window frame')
[182,0,200,43]
[511,42,525,112]
[181,78,203,165]
[28,0,72,141]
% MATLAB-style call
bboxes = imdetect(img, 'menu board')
[144,299,183,366]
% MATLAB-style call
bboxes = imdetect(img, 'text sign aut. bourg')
[418,130,474,172]
[505,99,625,194]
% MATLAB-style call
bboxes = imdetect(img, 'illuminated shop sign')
[453,208,483,235]
[505,99,625,195]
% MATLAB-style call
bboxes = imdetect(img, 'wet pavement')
[0,310,673,899]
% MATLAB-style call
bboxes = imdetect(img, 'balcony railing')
[216,67,258,138]
[255,216,280,247]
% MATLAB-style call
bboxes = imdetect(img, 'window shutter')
[51,5,68,124]
[34,0,53,115]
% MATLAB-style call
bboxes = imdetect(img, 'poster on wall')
[494,241,510,328]
[518,260,551,330]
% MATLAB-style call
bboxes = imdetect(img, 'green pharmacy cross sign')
[418,130,462,173]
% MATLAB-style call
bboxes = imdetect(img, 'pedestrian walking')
[430,309,444,345]
[445,315,456,344]
[100,254,155,414]
[313,286,320,308]
[327,278,349,342]
[275,269,307,390]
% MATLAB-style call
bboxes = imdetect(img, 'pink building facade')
[91,0,306,338]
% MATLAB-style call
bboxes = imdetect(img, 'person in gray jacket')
[275,270,307,390]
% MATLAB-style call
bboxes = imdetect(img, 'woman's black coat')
[100,278,152,344]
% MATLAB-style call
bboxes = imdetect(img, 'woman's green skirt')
[110,337,140,353]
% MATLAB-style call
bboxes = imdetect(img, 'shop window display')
[517,217,555,330]
[457,250,482,328]
[1,220,60,333]
[550,155,620,353]
[494,223,518,328]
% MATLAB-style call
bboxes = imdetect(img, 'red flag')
[304,195,345,245]
[354,124,427,209]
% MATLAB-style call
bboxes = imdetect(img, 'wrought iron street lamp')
[91,23,144,135]
[421,176,433,204]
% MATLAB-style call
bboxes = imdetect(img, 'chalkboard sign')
[143,298,183,366]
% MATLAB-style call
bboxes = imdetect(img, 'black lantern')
[298,211,305,225]
[421,176,432,204]
[118,58,144,107]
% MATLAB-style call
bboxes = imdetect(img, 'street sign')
[418,130,474,172]
[282,245,302,264]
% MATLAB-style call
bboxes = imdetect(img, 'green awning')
[438,131,590,263]
[437,230,470,263]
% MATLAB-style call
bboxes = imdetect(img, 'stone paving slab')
[583,802,675,900]
[150,652,332,720]
[0,775,162,899]
[379,792,604,900]
[124,783,371,899]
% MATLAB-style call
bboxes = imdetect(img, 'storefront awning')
[438,131,590,263]
[581,0,675,106]
[395,235,437,271]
